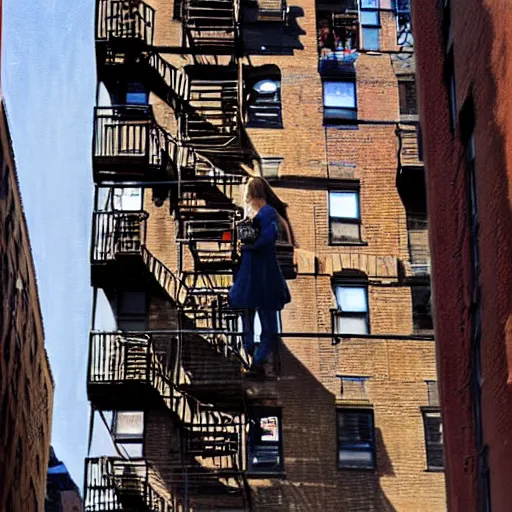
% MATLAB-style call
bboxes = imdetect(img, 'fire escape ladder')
[176,203,242,275]
[182,73,240,151]
[140,246,249,369]
[183,0,239,51]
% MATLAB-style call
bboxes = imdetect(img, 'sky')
[2,0,96,488]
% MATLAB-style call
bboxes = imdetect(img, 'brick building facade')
[0,99,55,511]
[85,0,445,510]
[412,1,512,511]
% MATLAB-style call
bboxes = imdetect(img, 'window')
[338,375,370,401]
[422,410,444,471]
[412,285,433,333]
[260,157,283,179]
[329,190,361,243]
[113,411,144,441]
[247,79,282,128]
[112,187,143,211]
[398,77,417,117]
[317,1,359,56]
[426,380,439,407]
[113,411,144,458]
[247,408,283,475]
[126,82,148,105]
[361,0,380,51]
[395,0,413,47]
[337,409,375,469]
[323,79,357,123]
[333,284,369,334]
[407,212,429,274]
[116,290,147,331]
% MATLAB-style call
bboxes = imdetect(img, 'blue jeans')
[242,309,279,366]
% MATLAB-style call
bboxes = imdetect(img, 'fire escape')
[85,1,295,510]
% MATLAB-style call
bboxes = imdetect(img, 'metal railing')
[91,211,148,263]
[183,0,239,49]
[184,412,244,469]
[257,0,287,22]
[88,332,180,391]
[96,0,155,44]
[145,52,190,103]
[84,457,174,512]
[142,246,190,306]
[93,106,185,174]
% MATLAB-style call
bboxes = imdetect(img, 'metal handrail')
[96,0,155,44]
[90,210,148,263]
[84,457,174,512]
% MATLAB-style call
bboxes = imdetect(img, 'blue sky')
[2,0,95,488]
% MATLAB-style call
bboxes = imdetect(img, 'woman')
[228,177,295,375]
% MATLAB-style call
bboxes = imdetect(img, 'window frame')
[260,157,283,179]
[112,411,145,443]
[395,0,413,47]
[328,187,362,245]
[247,407,284,477]
[411,284,433,334]
[323,78,358,125]
[398,75,418,118]
[421,407,444,472]
[332,281,370,335]
[360,0,380,51]
[336,407,376,470]
[247,78,283,129]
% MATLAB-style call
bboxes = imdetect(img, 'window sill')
[246,471,286,479]
[246,122,283,130]
[324,122,359,130]
[329,241,368,247]
[425,468,445,473]
[337,466,376,472]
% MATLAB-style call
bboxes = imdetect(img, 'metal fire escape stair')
[183,0,238,50]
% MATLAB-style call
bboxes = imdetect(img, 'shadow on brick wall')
[248,344,397,512]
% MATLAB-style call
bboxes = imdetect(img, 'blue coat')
[228,204,291,310]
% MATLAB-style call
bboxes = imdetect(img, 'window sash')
[248,409,284,474]
[335,286,368,313]
[329,191,360,220]
[323,81,357,110]
[248,80,282,128]
[422,411,444,470]
[337,409,375,469]
[361,10,379,27]
[335,313,369,335]
[362,27,380,50]
[329,219,361,244]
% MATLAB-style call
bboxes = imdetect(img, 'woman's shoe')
[243,363,265,378]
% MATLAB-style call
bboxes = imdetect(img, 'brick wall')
[413,1,512,511]
[0,102,54,512]
[98,0,446,509]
